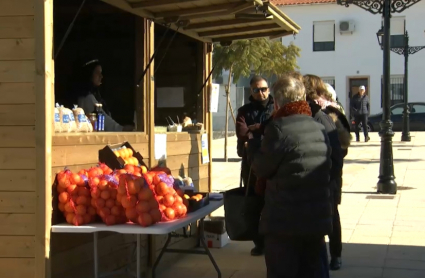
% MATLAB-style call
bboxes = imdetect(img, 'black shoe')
[250,246,264,256]
[330,257,342,271]
[356,138,360,142]
[365,136,370,142]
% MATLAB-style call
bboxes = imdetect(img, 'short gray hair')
[272,75,306,107]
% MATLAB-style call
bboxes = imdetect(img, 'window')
[313,21,335,51]
[321,77,335,89]
[382,16,405,48]
[381,76,404,107]
[391,105,404,115]
[412,104,425,113]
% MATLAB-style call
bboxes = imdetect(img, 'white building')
[276,0,425,116]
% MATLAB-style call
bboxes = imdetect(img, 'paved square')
[158,132,425,278]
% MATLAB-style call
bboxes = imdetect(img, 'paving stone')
[161,133,425,278]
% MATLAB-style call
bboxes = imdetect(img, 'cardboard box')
[204,231,230,248]
[204,217,226,234]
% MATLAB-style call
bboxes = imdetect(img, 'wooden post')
[147,20,155,169]
[206,43,213,192]
[146,19,157,270]
[35,0,53,277]
[224,68,232,162]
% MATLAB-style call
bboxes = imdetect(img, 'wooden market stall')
[0,0,300,277]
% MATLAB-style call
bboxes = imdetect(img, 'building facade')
[276,0,425,116]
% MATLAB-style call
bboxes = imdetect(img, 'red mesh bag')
[116,173,161,227]
[145,171,187,222]
[89,174,127,226]
[56,168,94,226]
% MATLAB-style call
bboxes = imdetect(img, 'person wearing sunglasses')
[235,75,274,256]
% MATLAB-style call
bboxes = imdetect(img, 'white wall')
[212,84,239,132]
[281,2,425,115]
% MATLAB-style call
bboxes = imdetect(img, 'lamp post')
[377,28,425,142]
[337,0,422,194]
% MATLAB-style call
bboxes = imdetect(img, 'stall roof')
[102,0,301,42]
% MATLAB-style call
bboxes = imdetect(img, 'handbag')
[223,160,264,241]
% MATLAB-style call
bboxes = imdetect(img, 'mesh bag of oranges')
[145,171,188,222]
[56,169,96,226]
[116,173,162,227]
[89,174,127,226]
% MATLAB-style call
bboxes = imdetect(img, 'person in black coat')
[248,75,333,278]
[235,75,274,256]
[304,74,351,271]
[350,85,370,142]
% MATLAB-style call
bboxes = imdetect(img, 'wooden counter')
[50,131,208,277]
[52,131,209,191]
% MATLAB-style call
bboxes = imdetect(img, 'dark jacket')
[236,96,274,191]
[351,94,370,116]
[309,102,344,184]
[248,114,333,237]
[236,96,274,157]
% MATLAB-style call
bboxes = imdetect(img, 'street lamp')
[376,28,425,142]
[337,0,422,194]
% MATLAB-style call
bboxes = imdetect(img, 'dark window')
[381,76,404,107]
[391,34,405,48]
[412,104,425,113]
[391,106,404,115]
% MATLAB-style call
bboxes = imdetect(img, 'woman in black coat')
[304,74,351,271]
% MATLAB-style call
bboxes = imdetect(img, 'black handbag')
[224,162,264,241]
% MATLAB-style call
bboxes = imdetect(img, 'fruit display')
[116,173,162,227]
[113,146,139,166]
[99,142,148,171]
[56,169,95,226]
[183,192,210,213]
[54,144,195,227]
[145,172,188,221]
[89,174,127,226]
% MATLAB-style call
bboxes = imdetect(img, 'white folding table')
[52,199,223,278]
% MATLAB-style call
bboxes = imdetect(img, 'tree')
[212,38,301,161]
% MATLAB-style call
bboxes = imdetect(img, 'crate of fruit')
[183,191,210,213]
[99,142,148,170]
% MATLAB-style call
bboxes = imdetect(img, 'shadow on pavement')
[344,158,423,164]
[348,144,422,148]
[154,242,425,278]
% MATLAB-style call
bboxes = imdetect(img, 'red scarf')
[274,101,312,119]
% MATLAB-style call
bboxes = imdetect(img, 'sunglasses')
[252,87,268,94]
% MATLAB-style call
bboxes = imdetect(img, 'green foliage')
[212,38,301,84]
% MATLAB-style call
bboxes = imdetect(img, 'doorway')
[348,77,369,119]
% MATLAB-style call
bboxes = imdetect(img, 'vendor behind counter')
[66,59,134,132]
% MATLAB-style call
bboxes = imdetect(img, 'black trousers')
[354,114,369,139]
[328,204,342,258]
[241,157,264,249]
[265,234,323,278]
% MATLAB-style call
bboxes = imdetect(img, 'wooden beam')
[155,2,242,19]
[171,2,254,21]
[198,23,279,38]
[184,18,271,31]
[101,0,154,18]
[35,0,53,278]
[266,6,298,33]
[212,30,291,42]
[131,0,203,9]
